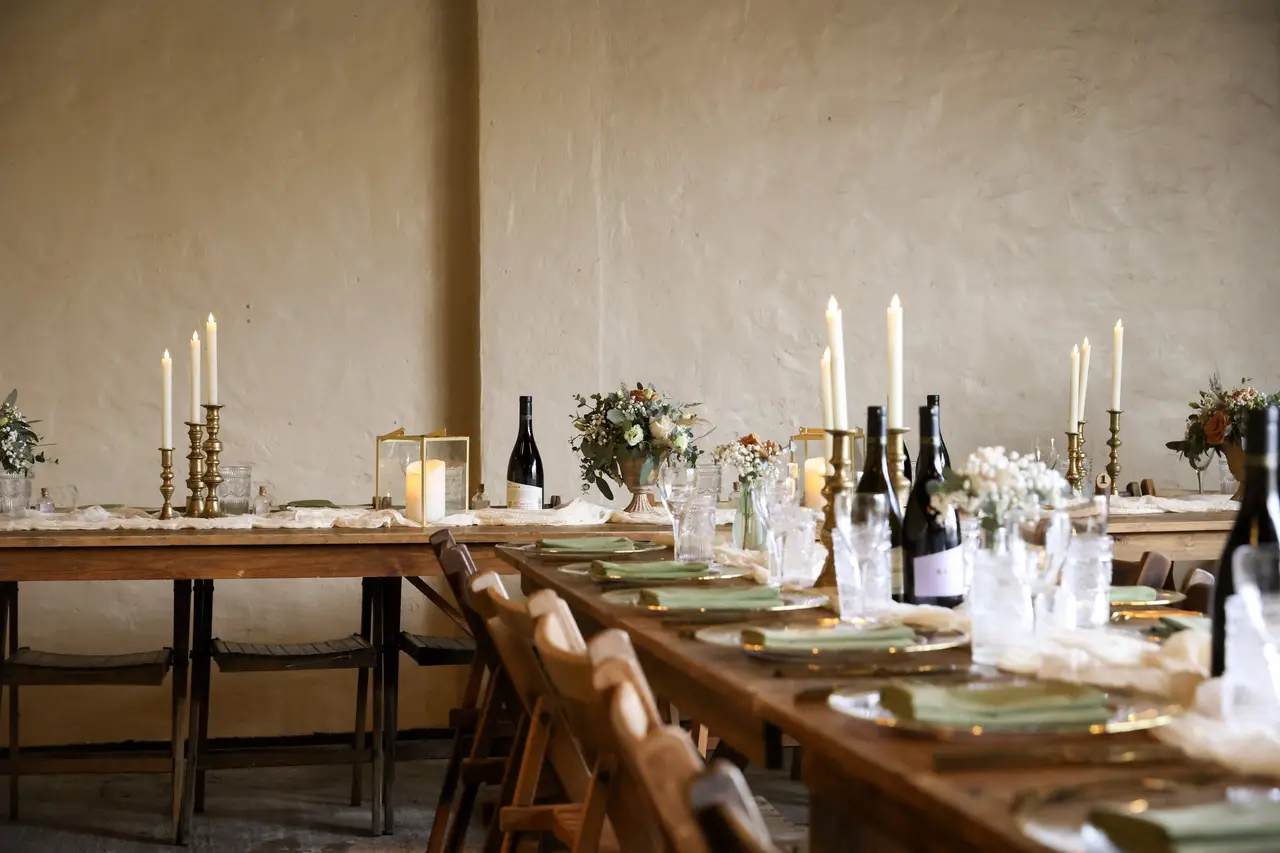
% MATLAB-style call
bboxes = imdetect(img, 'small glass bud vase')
[471,484,491,510]
[251,486,273,516]
[36,487,55,514]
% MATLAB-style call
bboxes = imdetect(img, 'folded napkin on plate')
[286,499,340,508]
[1157,615,1212,636]
[1088,800,1280,853]
[637,586,783,610]
[590,560,708,579]
[1111,585,1160,603]
[540,536,637,552]
[741,624,917,652]
[879,681,1110,727]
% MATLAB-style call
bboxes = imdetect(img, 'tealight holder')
[886,427,912,506]
[184,421,206,518]
[816,428,855,589]
[1105,410,1122,495]
[1065,431,1084,494]
[158,448,175,520]
[201,404,223,518]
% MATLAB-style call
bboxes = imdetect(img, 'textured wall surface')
[480,0,1280,500]
[0,0,479,744]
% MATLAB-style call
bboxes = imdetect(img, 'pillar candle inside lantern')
[405,459,447,523]
[803,456,827,510]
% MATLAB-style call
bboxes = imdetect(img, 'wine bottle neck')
[1241,454,1279,504]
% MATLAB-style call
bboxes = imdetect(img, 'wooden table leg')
[371,578,385,837]
[382,576,402,835]
[170,579,192,844]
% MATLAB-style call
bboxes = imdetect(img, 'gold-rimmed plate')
[558,562,752,584]
[1013,773,1280,853]
[502,541,666,561]
[827,680,1181,739]
[1110,588,1186,608]
[599,588,828,618]
[694,617,968,662]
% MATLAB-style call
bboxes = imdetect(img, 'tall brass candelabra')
[158,448,175,520]
[1065,431,1084,493]
[1105,410,1122,495]
[184,422,206,517]
[201,404,224,518]
[816,428,855,589]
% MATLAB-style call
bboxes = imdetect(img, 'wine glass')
[656,461,696,548]
[1032,437,1061,472]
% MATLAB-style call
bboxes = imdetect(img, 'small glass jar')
[470,483,491,510]
[251,486,273,516]
[36,487,55,514]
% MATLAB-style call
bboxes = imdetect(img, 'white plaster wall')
[480,0,1280,500]
[0,0,478,744]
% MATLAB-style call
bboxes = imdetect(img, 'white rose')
[651,416,675,440]
[624,424,644,447]
[673,432,689,452]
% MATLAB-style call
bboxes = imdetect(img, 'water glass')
[675,495,716,564]
[1223,545,1280,728]
[967,527,1034,665]
[1060,533,1113,629]
[831,492,893,620]
[657,462,695,542]
[0,473,28,516]
[217,464,253,515]
[49,484,78,511]
[694,461,722,501]
[763,505,818,587]
[1065,495,1108,536]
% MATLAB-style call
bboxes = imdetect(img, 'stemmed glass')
[831,492,892,620]
[1032,437,1062,474]
[656,461,695,550]
[1223,545,1280,727]
[755,470,807,586]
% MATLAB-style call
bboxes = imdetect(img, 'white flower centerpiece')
[570,384,702,513]
[714,434,784,550]
[0,389,56,515]
[931,446,1068,544]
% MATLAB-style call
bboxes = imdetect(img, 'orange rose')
[1204,411,1230,445]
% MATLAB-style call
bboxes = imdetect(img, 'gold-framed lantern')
[374,429,471,524]
[790,426,864,509]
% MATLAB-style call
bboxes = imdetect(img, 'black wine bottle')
[856,406,905,600]
[903,405,964,607]
[506,396,545,510]
[927,394,951,472]
[1211,406,1280,676]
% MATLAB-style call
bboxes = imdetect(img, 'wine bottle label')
[891,547,903,597]
[506,481,543,511]
[912,545,966,597]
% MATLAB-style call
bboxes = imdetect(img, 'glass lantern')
[790,426,864,509]
[374,429,471,524]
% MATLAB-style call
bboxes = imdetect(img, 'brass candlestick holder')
[1077,419,1088,482]
[1105,409,1122,495]
[816,428,856,589]
[886,426,912,506]
[159,448,175,520]
[200,404,224,518]
[184,421,206,517]
[1065,431,1084,493]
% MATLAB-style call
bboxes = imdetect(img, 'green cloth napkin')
[1088,800,1280,853]
[1111,585,1160,603]
[589,560,709,579]
[287,499,339,509]
[637,586,784,610]
[1158,615,1211,635]
[742,624,917,652]
[879,681,1110,728]
[539,536,637,552]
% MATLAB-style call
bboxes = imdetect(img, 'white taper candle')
[189,331,201,423]
[1111,320,1124,411]
[161,350,173,448]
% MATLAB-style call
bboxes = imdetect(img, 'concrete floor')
[0,760,807,852]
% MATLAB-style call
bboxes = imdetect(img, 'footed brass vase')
[1223,441,1245,502]
[617,456,660,515]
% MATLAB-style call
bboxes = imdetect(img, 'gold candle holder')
[184,421,206,518]
[1105,409,1122,495]
[816,428,856,589]
[886,426,912,506]
[1077,419,1088,480]
[1065,431,1084,493]
[159,448,175,520]
[200,404,224,518]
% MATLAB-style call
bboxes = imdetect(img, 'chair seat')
[398,632,476,667]
[211,634,377,672]
[2,647,173,686]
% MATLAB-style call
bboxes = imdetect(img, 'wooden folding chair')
[1111,551,1173,590]
[468,572,592,853]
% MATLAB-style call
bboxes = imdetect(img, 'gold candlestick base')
[184,422,206,518]
[816,429,856,588]
[1105,410,1122,495]
[159,448,175,520]
[1065,431,1084,493]
[201,404,224,518]
[886,427,912,506]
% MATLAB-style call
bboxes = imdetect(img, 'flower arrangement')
[570,384,701,500]
[931,446,1067,533]
[1166,375,1279,465]
[714,433,784,483]
[0,390,56,475]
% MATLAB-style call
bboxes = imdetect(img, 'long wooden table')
[498,546,1231,853]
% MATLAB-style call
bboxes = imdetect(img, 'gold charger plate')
[826,679,1181,739]
[599,588,827,618]
[1013,773,1280,853]
[558,562,752,584]
[1110,588,1186,608]
[503,541,666,561]
[695,617,967,662]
